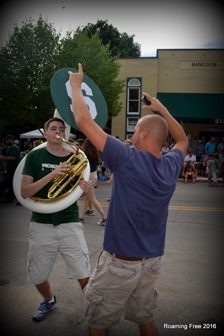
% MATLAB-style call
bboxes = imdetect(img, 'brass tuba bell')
[32,136,89,203]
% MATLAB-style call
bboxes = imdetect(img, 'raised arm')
[68,64,107,153]
[142,92,189,156]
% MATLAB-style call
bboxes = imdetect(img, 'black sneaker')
[97,218,107,226]
[85,210,95,216]
[33,296,56,321]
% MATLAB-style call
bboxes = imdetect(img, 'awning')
[20,129,44,138]
[156,93,224,123]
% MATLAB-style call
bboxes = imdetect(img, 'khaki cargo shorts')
[84,250,162,329]
[27,221,91,284]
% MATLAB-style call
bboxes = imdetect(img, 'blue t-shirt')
[102,135,183,258]
[205,141,216,155]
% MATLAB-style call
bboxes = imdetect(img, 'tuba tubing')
[13,139,90,213]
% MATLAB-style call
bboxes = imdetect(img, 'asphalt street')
[0,180,224,336]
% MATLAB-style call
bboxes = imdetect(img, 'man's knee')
[78,277,89,290]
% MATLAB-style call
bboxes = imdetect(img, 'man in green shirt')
[21,117,92,321]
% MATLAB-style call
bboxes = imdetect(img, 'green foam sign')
[50,68,108,130]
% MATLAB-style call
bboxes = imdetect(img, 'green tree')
[0,18,128,136]
[0,16,61,135]
[56,29,124,121]
[82,20,141,57]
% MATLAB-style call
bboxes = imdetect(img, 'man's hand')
[69,62,108,154]
[142,92,167,114]
[68,63,83,88]
[142,92,188,156]
[79,179,92,194]
[51,162,71,179]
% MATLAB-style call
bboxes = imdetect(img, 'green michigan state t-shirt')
[22,147,80,225]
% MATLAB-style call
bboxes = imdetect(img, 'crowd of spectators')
[160,136,224,186]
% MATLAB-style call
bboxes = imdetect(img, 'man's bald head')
[138,114,168,146]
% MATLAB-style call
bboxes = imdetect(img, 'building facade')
[112,49,224,150]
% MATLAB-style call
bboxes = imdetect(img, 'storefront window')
[126,78,142,138]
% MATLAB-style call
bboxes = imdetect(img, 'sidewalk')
[178,175,223,183]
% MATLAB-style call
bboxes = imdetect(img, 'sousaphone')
[13,67,108,213]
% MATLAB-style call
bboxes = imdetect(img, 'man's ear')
[142,128,148,140]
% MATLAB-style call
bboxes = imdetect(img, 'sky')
[0,0,224,56]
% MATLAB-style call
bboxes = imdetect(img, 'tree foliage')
[59,29,124,120]
[82,20,141,57]
[0,16,61,135]
[0,17,132,136]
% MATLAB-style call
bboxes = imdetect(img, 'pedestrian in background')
[205,153,219,186]
[79,138,107,226]
[0,134,20,202]
[205,137,216,155]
